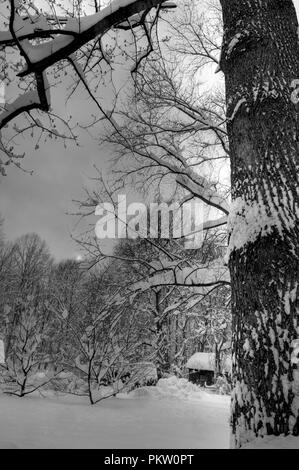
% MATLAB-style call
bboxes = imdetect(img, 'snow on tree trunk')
[220,0,299,447]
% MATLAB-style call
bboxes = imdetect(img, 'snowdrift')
[118,376,203,401]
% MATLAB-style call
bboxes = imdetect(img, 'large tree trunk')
[220,0,299,447]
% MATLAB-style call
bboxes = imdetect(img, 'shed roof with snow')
[186,353,215,371]
[186,352,232,373]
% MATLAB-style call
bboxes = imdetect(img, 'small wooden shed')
[186,352,215,386]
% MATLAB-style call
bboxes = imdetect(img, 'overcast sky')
[1,1,299,261]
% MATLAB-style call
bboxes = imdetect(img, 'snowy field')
[1,375,298,449]
[0,378,231,449]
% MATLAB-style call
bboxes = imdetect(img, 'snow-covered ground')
[2,376,297,449]
[0,378,231,449]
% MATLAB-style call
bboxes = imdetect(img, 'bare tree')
[51,269,154,404]
[1,234,52,355]
[0,286,60,397]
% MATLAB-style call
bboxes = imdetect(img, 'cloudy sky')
[0,104,105,260]
[1,1,299,260]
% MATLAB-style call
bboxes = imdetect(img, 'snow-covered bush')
[52,298,156,404]
[0,300,61,397]
[124,375,202,401]
[120,362,158,392]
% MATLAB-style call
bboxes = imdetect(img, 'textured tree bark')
[220,0,299,447]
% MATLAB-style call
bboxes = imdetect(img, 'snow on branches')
[131,258,230,293]
[0,0,176,171]
[0,0,173,127]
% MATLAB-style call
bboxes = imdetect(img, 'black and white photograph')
[0,0,298,451]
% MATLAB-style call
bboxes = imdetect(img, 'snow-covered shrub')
[125,376,202,401]
[170,365,185,378]
[157,376,202,398]
[52,300,155,404]
[0,300,60,397]
[123,362,158,391]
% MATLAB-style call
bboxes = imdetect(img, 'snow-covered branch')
[131,259,230,292]
[0,0,172,131]
[10,0,170,77]
[0,72,50,130]
[177,171,230,216]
